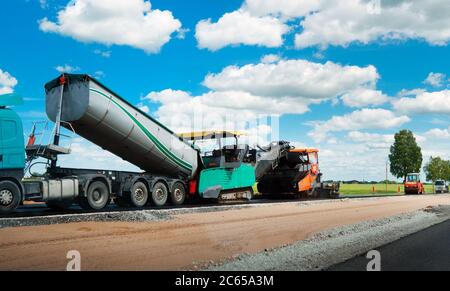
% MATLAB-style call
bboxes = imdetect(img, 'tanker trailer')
[45,74,198,179]
[38,74,200,210]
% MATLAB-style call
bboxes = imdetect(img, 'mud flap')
[202,186,222,199]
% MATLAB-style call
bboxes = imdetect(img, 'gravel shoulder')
[0,196,407,229]
[207,205,450,271]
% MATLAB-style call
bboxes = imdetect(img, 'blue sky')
[1,0,449,181]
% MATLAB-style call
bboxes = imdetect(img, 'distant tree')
[424,157,450,182]
[389,130,423,182]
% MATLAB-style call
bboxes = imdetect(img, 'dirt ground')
[1,195,449,271]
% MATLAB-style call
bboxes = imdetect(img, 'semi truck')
[0,74,256,214]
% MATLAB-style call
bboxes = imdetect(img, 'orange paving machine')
[255,141,339,199]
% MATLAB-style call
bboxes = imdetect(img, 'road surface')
[0,195,449,270]
[330,219,450,271]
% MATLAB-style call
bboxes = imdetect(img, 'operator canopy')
[178,130,246,141]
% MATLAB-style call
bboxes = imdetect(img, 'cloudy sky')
[1,0,449,181]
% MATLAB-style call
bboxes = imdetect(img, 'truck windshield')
[435,181,444,185]
[406,175,419,182]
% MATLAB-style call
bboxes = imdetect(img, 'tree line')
[424,157,450,182]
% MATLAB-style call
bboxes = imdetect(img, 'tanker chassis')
[21,167,189,211]
[1,108,191,213]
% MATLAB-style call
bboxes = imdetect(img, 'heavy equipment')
[255,141,339,198]
[179,131,255,201]
[0,74,257,214]
[404,173,424,195]
[0,73,340,214]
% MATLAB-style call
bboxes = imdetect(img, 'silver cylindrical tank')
[45,74,198,179]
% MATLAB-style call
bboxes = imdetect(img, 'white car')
[435,180,449,194]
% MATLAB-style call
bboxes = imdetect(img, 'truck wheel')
[130,182,149,208]
[80,181,110,211]
[46,200,73,211]
[151,182,168,207]
[0,181,21,214]
[170,182,186,206]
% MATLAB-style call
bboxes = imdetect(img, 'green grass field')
[340,183,435,196]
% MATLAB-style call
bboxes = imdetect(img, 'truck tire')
[46,200,73,211]
[0,181,21,214]
[170,182,186,206]
[151,182,168,207]
[79,181,110,211]
[130,182,149,208]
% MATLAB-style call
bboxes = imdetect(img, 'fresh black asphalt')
[329,219,450,271]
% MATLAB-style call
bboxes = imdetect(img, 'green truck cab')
[0,94,26,213]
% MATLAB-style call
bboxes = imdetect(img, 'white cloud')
[341,88,389,107]
[144,89,310,133]
[348,131,397,150]
[195,10,288,51]
[397,88,427,97]
[55,64,80,73]
[203,59,379,100]
[146,89,192,105]
[58,139,140,171]
[0,69,18,95]
[140,58,387,138]
[94,71,105,79]
[348,131,394,144]
[137,103,150,114]
[260,54,281,64]
[194,0,324,51]
[196,0,450,51]
[309,129,430,181]
[314,142,393,181]
[39,0,182,54]
[309,108,410,143]
[243,0,320,19]
[423,72,447,87]
[392,90,450,114]
[425,127,450,139]
[94,49,111,58]
[144,89,283,146]
[317,134,447,181]
[295,0,450,49]
[176,28,190,40]
[39,0,48,9]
